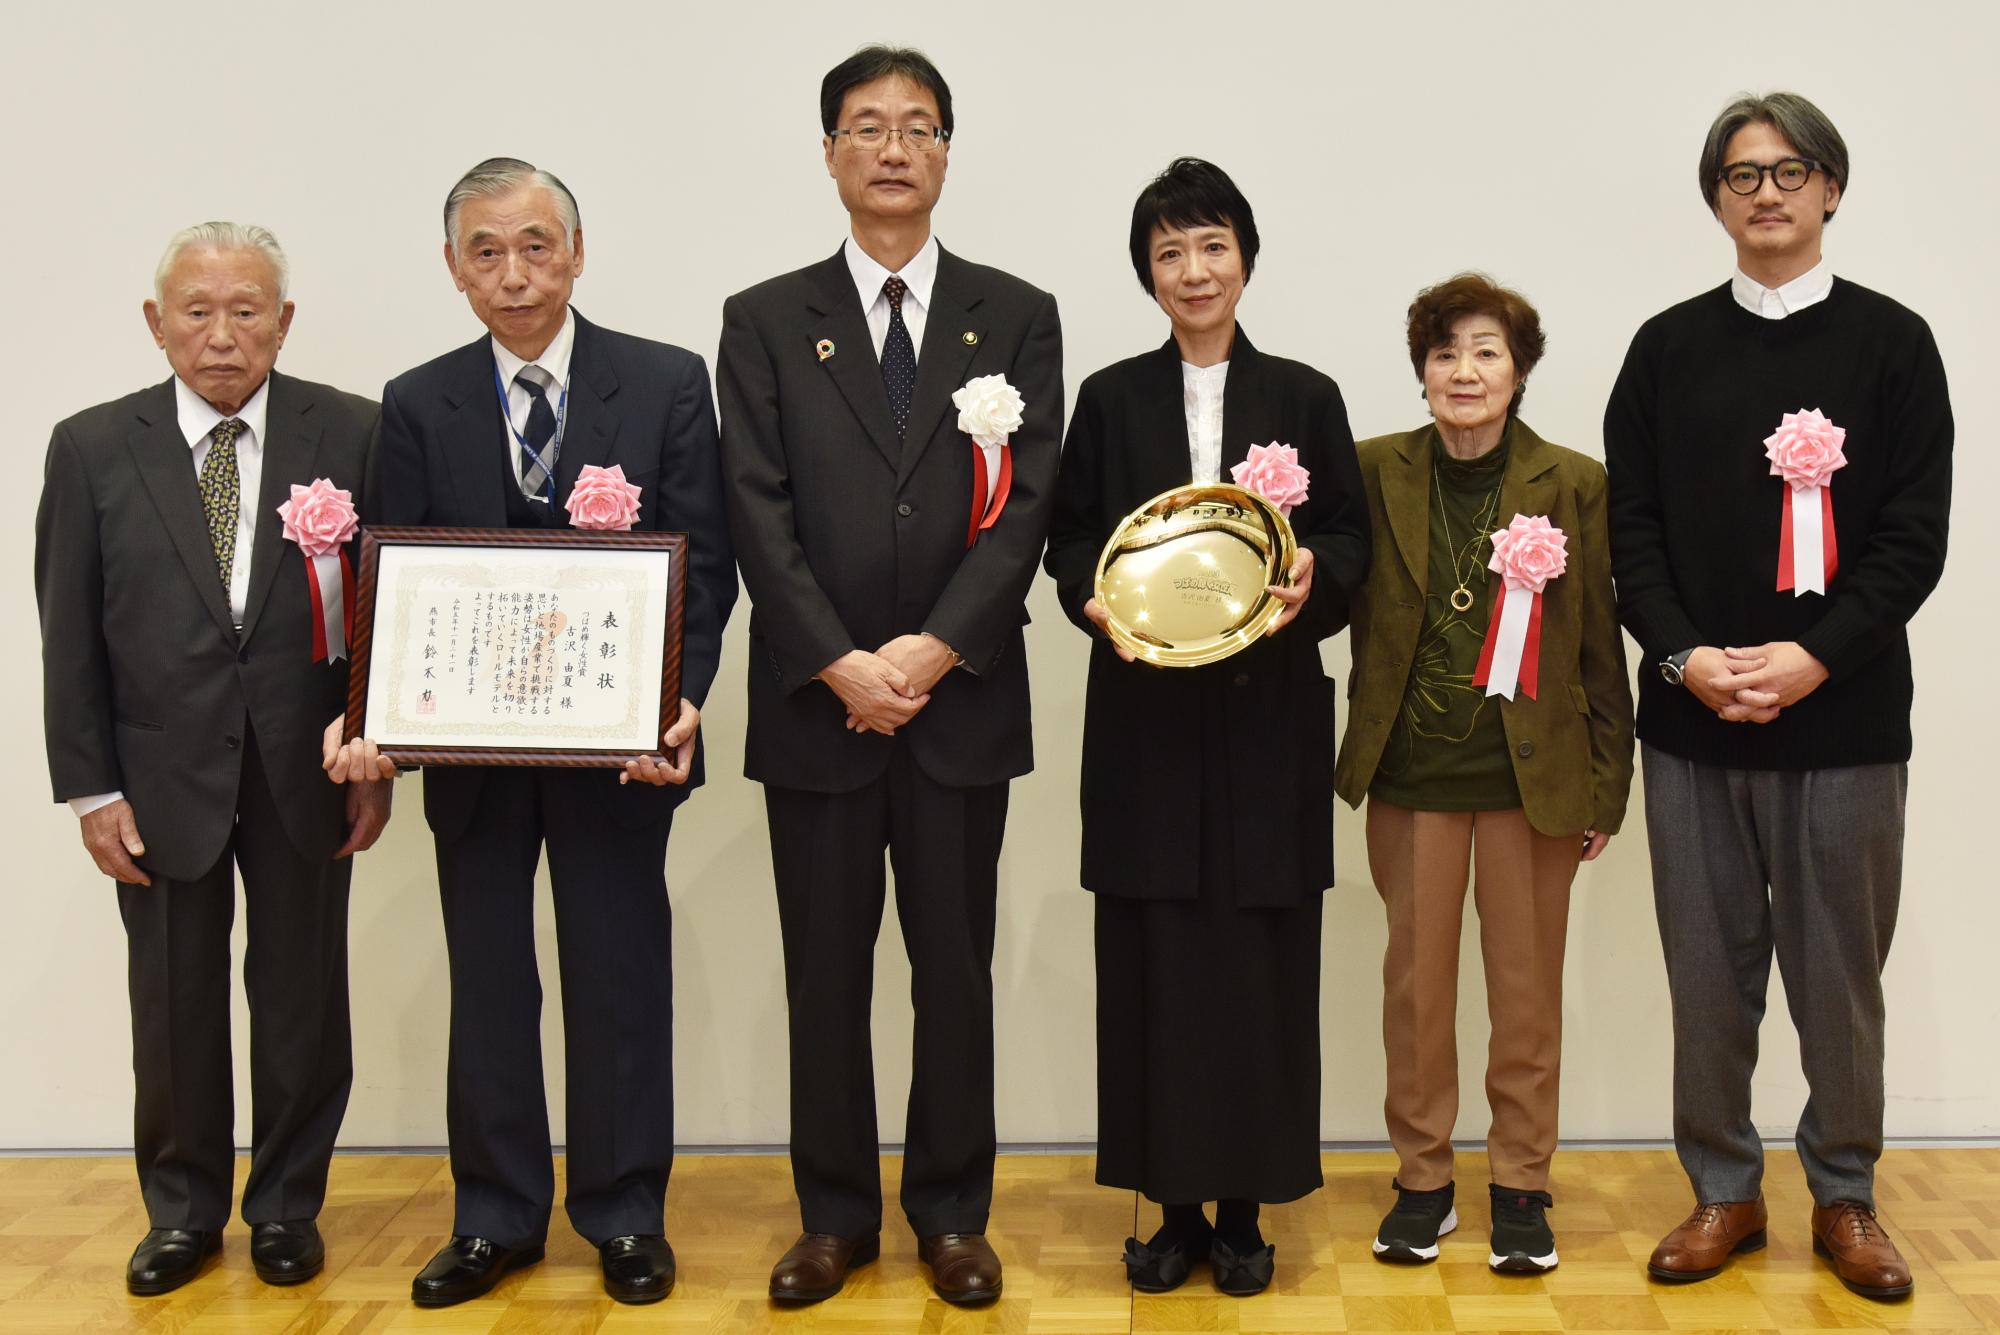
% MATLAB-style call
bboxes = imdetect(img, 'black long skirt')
[1091,685,1326,1205]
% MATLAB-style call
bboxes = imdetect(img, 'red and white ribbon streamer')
[304,550,356,663]
[1472,583,1543,702]
[1776,482,1838,596]
[967,442,1013,548]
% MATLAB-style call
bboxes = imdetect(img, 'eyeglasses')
[1718,158,1822,196]
[830,123,948,153]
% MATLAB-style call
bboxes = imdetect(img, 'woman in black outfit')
[1043,158,1370,1296]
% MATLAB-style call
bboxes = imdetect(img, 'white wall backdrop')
[3,0,1993,1151]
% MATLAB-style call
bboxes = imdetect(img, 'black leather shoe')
[251,1220,325,1285]
[600,1234,675,1304]
[411,1236,544,1307]
[127,1228,221,1296]
[1123,1225,1212,1293]
[1210,1237,1276,1296]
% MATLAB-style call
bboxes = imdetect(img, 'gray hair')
[153,221,290,303]
[443,157,581,250]
[1699,91,1850,223]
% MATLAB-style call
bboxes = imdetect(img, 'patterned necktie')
[516,365,558,500]
[880,276,916,436]
[197,417,245,587]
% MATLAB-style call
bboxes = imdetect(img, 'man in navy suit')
[341,158,735,1307]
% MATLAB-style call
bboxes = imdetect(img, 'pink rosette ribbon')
[564,463,643,531]
[1472,514,1568,701]
[1764,408,1845,596]
[276,479,359,663]
[1229,442,1311,516]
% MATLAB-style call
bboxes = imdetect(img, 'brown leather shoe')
[769,1232,879,1303]
[1811,1201,1913,1300]
[918,1233,1002,1304]
[1647,1198,1768,1282]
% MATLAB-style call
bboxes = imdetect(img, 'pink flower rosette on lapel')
[564,463,643,531]
[276,479,360,663]
[953,374,1025,548]
[1764,408,1846,596]
[1229,442,1311,516]
[1472,513,1568,701]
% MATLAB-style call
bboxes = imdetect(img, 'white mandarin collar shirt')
[75,376,272,819]
[845,234,939,362]
[1731,258,1833,319]
[492,306,577,494]
[1182,361,1229,483]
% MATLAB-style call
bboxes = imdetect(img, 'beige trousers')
[1365,800,1582,1192]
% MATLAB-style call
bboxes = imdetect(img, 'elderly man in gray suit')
[35,222,390,1297]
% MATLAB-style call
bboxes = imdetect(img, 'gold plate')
[1092,482,1298,667]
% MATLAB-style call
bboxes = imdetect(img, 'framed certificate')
[344,527,685,766]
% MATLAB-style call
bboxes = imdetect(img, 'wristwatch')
[1659,648,1695,686]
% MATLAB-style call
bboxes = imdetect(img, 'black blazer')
[37,372,378,881]
[718,246,1063,793]
[368,310,737,838]
[1043,331,1370,905]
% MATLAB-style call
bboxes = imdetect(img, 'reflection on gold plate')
[1093,482,1297,668]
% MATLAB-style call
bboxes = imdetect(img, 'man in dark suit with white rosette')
[718,45,1062,1307]
[36,222,390,1296]
[334,158,736,1307]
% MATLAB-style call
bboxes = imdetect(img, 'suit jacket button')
[1517,740,1534,758]
[238,648,250,664]
[225,735,241,750]
[1232,672,1250,687]
[896,502,913,517]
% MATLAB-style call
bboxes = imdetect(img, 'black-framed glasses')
[1718,158,1821,195]
[830,122,948,153]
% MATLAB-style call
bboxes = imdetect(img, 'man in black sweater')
[1605,93,1951,1299]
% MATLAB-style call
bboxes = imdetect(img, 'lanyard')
[491,360,570,503]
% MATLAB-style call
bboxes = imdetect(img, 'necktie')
[198,417,245,587]
[516,365,558,500]
[880,276,916,436]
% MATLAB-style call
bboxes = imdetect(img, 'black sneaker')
[1488,1185,1557,1272]
[1373,1179,1456,1263]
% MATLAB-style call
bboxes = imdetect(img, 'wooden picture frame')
[343,526,685,766]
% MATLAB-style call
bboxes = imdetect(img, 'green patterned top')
[1369,429,1523,812]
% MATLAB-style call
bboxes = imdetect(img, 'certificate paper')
[348,529,685,765]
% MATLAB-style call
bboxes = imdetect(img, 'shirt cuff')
[70,791,124,818]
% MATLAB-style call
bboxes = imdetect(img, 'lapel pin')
[961,330,979,346]
[815,338,836,362]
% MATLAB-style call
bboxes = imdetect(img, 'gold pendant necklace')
[1435,459,1502,615]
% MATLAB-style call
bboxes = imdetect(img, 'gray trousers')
[1641,744,1906,1208]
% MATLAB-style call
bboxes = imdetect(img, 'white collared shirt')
[1182,361,1229,483]
[491,307,577,496]
[845,234,938,362]
[1731,258,1833,319]
[72,376,270,819]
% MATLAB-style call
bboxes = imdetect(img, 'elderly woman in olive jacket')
[1335,274,1632,1275]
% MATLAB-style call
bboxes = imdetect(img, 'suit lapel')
[126,380,237,640]
[805,251,901,471]
[898,250,985,483]
[1495,419,1560,530]
[437,337,510,526]
[1383,427,1433,588]
[552,312,619,518]
[1216,328,1266,483]
[1134,339,1195,502]
[241,372,326,642]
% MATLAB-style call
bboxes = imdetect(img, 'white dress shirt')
[1731,258,1833,319]
[1182,361,1229,483]
[491,307,577,496]
[73,376,271,819]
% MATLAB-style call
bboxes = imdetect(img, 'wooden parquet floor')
[0,1147,1994,1333]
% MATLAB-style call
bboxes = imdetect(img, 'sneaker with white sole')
[1488,1185,1558,1272]
[1373,1179,1456,1263]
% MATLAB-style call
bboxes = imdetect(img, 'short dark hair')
[1405,273,1546,416]
[1699,91,1849,223]
[820,45,953,139]
[1127,158,1260,295]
